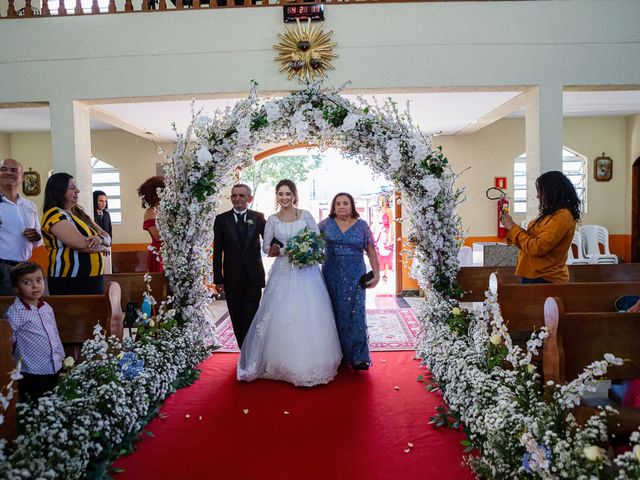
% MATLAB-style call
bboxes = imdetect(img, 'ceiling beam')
[89,105,175,144]
[454,88,533,136]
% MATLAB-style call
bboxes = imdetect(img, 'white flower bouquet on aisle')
[284,228,325,268]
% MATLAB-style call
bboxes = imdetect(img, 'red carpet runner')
[113,352,473,480]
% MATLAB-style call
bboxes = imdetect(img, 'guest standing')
[5,262,64,402]
[319,192,379,370]
[0,158,42,295]
[500,171,581,284]
[373,193,394,282]
[93,190,112,239]
[93,190,113,274]
[41,173,111,295]
[137,176,165,273]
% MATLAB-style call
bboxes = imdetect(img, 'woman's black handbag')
[359,271,374,288]
[124,302,139,328]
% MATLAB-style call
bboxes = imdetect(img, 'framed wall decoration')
[593,153,613,182]
[22,167,41,196]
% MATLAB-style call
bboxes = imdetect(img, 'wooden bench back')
[543,297,640,384]
[104,272,168,309]
[457,263,640,302]
[543,297,640,435]
[496,281,640,333]
[0,319,17,441]
[0,282,124,359]
[111,251,148,273]
[457,266,519,301]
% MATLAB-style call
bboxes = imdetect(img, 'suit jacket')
[213,209,266,290]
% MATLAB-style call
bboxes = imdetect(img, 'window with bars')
[512,147,587,214]
[91,157,122,224]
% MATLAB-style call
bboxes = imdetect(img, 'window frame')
[91,157,122,224]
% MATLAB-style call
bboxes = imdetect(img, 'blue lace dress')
[319,217,375,365]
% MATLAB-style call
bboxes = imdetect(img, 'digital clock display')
[283,3,324,23]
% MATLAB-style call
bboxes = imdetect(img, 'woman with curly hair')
[500,170,581,283]
[137,176,165,273]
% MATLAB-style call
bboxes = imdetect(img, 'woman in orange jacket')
[500,171,581,283]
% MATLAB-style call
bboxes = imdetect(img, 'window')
[91,157,122,223]
[512,147,587,214]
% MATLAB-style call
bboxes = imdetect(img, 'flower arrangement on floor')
[0,281,210,479]
[416,290,640,478]
[284,227,325,268]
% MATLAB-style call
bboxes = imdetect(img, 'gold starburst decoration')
[273,18,337,81]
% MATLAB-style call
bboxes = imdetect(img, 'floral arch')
[157,83,463,334]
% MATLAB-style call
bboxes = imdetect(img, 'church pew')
[457,266,519,301]
[543,297,640,435]
[111,250,148,273]
[0,319,17,441]
[496,280,640,333]
[0,282,124,361]
[104,272,169,310]
[457,263,640,302]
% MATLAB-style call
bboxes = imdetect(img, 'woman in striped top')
[41,173,111,295]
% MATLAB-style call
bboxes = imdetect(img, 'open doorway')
[240,146,398,294]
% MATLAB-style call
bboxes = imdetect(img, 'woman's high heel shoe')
[351,361,369,371]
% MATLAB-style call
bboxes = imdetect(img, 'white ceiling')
[1,90,640,140]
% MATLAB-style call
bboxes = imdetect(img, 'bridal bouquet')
[285,228,326,268]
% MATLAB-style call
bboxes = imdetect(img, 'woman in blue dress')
[319,192,380,370]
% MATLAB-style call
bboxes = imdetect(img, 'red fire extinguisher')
[486,187,510,238]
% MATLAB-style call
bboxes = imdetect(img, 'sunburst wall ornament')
[273,18,337,81]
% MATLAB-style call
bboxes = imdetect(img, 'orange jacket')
[506,208,577,283]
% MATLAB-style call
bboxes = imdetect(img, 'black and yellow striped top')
[41,207,104,278]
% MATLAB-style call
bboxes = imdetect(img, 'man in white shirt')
[0,158,42,295]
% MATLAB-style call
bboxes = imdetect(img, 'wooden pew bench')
[111,250,148,273]
[104,272,168,310]
[457,263,640,303]
[495,280,640,334]
[543,297,640,435]
[0,319,17,441]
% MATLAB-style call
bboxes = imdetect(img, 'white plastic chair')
[580,225,618,264]
[566,230,589,265]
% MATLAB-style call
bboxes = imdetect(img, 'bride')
[237,179,342,387]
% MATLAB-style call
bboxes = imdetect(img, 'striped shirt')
[41,207,104,278]
[5,297,64,375]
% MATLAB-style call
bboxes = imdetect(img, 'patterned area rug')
[215,308,420,352]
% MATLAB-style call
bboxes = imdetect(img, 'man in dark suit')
[213,184,266,348]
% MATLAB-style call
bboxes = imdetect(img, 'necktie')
[235,212,247,246]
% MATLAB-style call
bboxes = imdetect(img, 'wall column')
[524,84,564,218]
[49,99,93,210]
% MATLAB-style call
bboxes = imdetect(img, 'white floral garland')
[417,291,640,478]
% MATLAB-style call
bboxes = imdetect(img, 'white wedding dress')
[237,210,342,387]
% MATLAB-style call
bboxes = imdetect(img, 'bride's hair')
[275,179,298,207]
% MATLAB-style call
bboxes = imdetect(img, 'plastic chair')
[580,225,618,264]
[567,230,589,265]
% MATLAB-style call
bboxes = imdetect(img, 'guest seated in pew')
[41,173,111,295]
[500,171,581,284]
[4,262,64,402]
